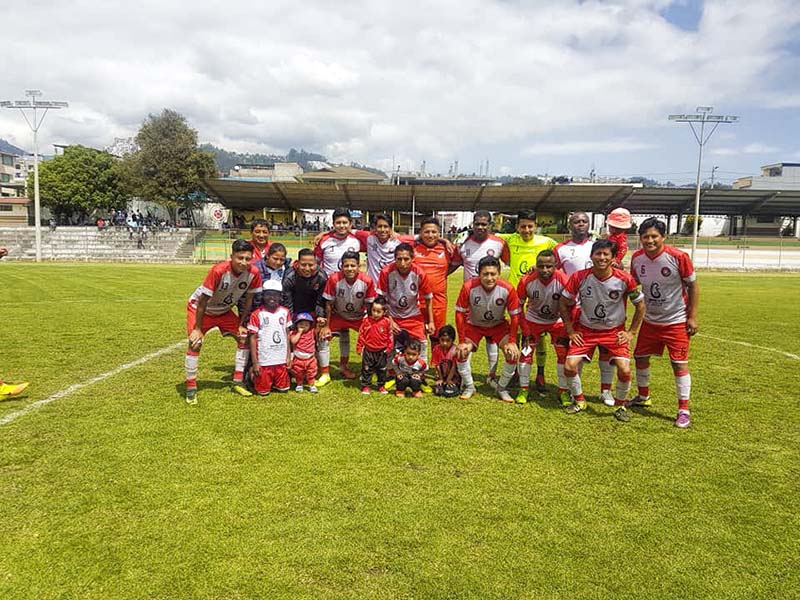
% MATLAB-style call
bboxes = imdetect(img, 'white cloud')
[524,139,658,155]
[711,142,781,156]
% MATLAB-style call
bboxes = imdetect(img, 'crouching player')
[185,239,262,404]
[247,280,292,396]
[629,217,698,428]
[393,337,428,398]
[559,239,645,422]
[432,325,461,397]
[455,256,521,401]
[515,249,570,405]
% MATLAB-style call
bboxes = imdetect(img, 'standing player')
[314,207,365,276]
[629,217,699,429]
[451,210,508,384]
[185,239,262,404]
[377,243,435,359]
[247,280,292,396]
[353,213,414,284]
[320,251,377,380]
[455,256,521,401]
[247,219,271,262]
[413,217,456,346]
[516,250,570,405]
[558,239,645,422]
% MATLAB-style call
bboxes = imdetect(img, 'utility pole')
[710,165,719,189]
[1,90,68,262]
[668,107,739,260]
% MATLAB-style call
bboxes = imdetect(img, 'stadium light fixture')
[668,106,739,261]
[1,90,69,262]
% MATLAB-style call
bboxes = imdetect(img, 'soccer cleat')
[515,388,529,404]
[498,388,514,403]
[565,400,586,414]
[459,385,476,400]
[361,386,371,395]
[0,381,29,398]
[614,406,631,422]
[315,372,331,387]
[295,385,304,393]
[675,411,691,429]
[535,374,546,392]
[309,385,319,393]
[420,383,433,393]
[412,390,423,398]
[257,391,271,396]
[600,390,615,407]
[231,383,252,397]
[185,388,198,405]
[396,391,405,398]
[341,366,357,380]
[378,386,388,394]
[559,390,573,406]
[384,378,396,390]
[628,395,652,407]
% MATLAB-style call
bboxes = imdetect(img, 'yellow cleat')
[0,382,29,399]
[383,378,396,390]
[231,384,253,397]
[420,383,433,393]
[315,372,331,387]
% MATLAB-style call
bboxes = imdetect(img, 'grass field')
[1,264,799,599]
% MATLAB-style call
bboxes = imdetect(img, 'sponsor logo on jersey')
[594,304,607,319]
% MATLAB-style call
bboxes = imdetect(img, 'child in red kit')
[393,338,428,398]
[431,325,460,397]
[247,280,291,396]
[605,207,631,267]
[357,299,393,394]
[290,312,318,393]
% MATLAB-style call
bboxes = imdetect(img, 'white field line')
[0,341,185,426]
[698,333,799,361]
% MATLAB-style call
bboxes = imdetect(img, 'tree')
[30,145,125,222]
[123,109,215,223]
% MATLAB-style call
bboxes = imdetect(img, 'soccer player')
[356,298,394,394]
[516,249,570,405]
[451,210,508,384]
[314,207,365,276]
[455,255,521,401]
[377,243,435,358]
[559,239,645,422]
[320,251,377,380]
[629,217,699,429]
[413,217,456,345]
[353,213,414,284]
[248,219,271,262]
[185,239,262,404]
[247,280,292,395]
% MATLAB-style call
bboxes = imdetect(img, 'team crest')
[279,316,285,325]
[495,297,505,306]
[609,290,620,300]
[661,267,672,277]
[238,281,248,290]
[410,282,417,292]
[486,249,495,257]
[552,293,561,301]
[356,291,365,299]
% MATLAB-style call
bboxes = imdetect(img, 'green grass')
[1,264,798,599]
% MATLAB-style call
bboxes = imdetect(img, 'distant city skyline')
[2,0,799,186]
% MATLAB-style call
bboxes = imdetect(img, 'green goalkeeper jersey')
[498,232,557,286]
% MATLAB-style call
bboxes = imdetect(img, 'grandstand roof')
[202,179,800,217]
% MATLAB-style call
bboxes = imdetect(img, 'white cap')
[262,279,282,293]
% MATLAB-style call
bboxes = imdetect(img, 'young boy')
[377,243,435,357]
[516,249,570,405]
[393,339,428,398]
[185,239,262,404]
[605,207,631,268]
[454,255,521,401]
[559,239,645,422]
[247,280,292,396]
[314,207,365,276]
[320,251,377,380]
[356,298,394,394]
[289,312,318,393]
[431,325,461,397]
[629,217,699,429]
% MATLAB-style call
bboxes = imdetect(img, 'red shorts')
[186,305,239,337]
[634,321,690,363]
[462,322,511,349]
[568,324,630,363]
[329,314,364,334]
[421,292,448,335]
[253,364,290,394]
[292,355,318,384]
[394,315,426,341]
[521,318,567,343]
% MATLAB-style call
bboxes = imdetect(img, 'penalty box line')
[0,341,185,427]
[697,333,799,361]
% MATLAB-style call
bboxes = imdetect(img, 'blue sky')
[1,0,799,185]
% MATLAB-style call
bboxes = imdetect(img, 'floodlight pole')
[1,90,69,262]
[668,107,738,261]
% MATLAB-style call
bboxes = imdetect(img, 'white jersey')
[517,270,568,325]
[323,272,377,321]
[454,234,506,281]
[563,268,643,330]
[554,238,594,276]
[247,306,291,367]
[631,245,695,325]
[188,261,261,316]
[455,278,521,328]
[314,232,363,276]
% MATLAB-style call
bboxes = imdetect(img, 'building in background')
[732,162,800,236]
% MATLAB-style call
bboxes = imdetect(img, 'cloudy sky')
[3,0,799,184]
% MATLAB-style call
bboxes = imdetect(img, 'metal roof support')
[743,192,779,215]
[600,186,632,213]
[341,183,354,210]
[271,182,293,211]
[532,185,556,212]
[471,185,486,211]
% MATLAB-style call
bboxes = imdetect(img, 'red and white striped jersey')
[517,270,568,325]
[455,277,521,328]
[188,260,262,316]
[314,232,364,276]
[323,271,377,322]
[563,267,643,330]
[554,238,594,276]
[377,263,433,320]
[453,234,506,281]
[631,245,695,325]
[247,306,291,367]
